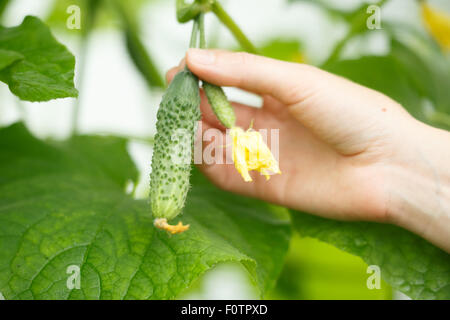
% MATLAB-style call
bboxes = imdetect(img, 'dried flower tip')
[154,218,190,234]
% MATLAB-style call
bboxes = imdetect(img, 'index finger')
[186,49,318,106]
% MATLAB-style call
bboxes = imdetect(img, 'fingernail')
[188,49,215,65]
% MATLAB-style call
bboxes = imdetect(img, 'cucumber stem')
[199,13,206,49]
[189,18,200,49]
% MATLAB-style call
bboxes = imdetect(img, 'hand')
[166,49,450,253]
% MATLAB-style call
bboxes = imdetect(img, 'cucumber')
[150,69,201,223]
[202,82,236,129]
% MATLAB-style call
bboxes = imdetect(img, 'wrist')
[386,120,450,253]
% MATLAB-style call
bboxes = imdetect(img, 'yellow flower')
[229,126,281,182]
[421,2,450,52]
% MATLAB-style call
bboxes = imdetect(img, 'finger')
[186,49,320,106]
[165,59,186,84]
[165,67,179,84]
[178,58,186,68]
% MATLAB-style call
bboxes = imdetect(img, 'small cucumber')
[203,82,236,128]
[150,69,201,221]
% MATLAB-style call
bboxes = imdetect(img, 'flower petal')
[230,126,281,182]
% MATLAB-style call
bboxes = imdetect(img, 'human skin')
[166,49,450,253]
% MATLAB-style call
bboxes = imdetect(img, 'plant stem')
[322,0,390,66]
[114,0,164,89]
[199,13,206,49]
[189,18,200,48]
[93,132,155,145]
[185,18,200,73]
[0,0,10,20]
[211,1,257,53]
[323,32,352,66]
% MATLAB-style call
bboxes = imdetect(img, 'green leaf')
[0,16,78,102]
[390,39,450,130]
[269,236,392,299]
[0,49,23,70]
[0,123,290,299]
[259,38,305,63]
[291,211,450,300]
[325,46,450,130]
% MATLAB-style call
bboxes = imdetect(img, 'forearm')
[387,120,450,253]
